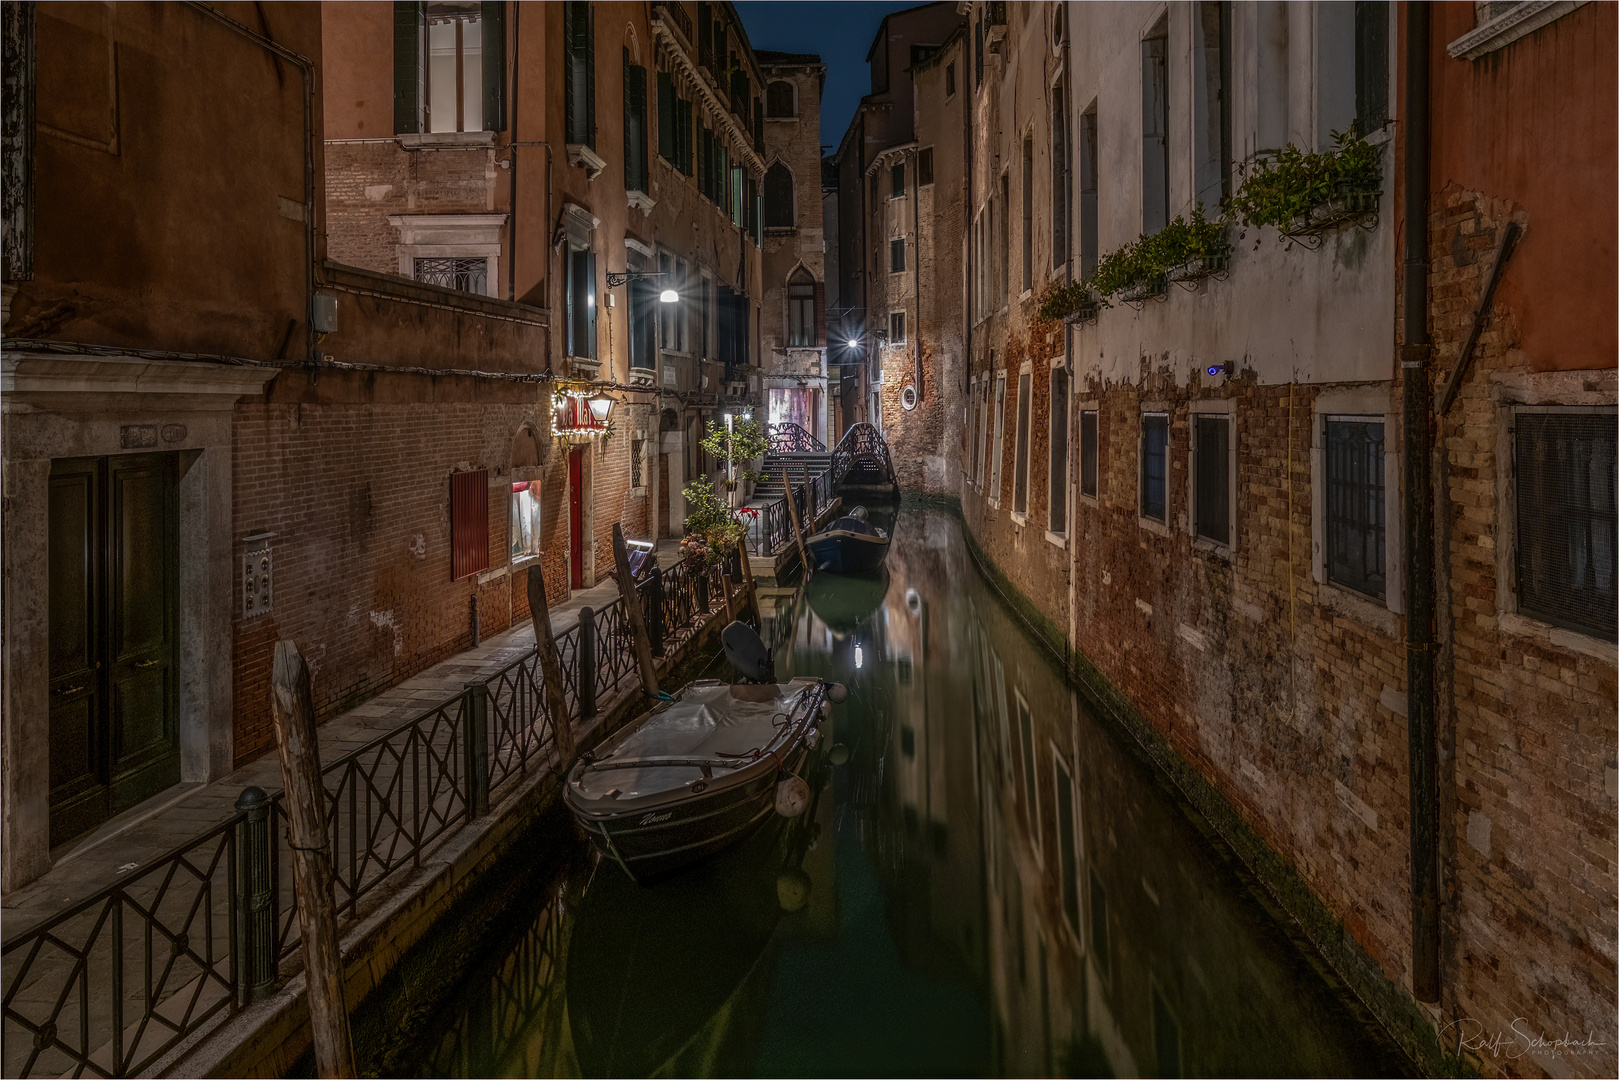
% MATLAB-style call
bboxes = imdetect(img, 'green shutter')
[585,251,598,358]
[393,1,424,134]
[480,2,505,131]
[658,71,676,164]
[697,1,712,69]
[583,5,595,148]
[624,49,634,188]
[563,2,576,141]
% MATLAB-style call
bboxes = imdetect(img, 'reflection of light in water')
[854,644,864,669]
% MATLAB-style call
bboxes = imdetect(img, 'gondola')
[804,505,891,575]
[565,622,847,882]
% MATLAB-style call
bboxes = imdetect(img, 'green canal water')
[379,508,1410,1078]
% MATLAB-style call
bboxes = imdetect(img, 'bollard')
[578,607,597,717]
[695,566,710,612]
[648,567,666,658]
[235,786,276,1005]
[462,683,490,819]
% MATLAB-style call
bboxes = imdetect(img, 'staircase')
[756,452,833,500]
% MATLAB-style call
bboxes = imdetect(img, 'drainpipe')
[912,147,922,402]
[1401,0,1439,1006]
[507,0,519,302]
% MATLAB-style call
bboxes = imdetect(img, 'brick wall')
[324,141,497,277]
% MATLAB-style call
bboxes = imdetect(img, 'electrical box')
[312,294,339,334]
[243,533,273,619]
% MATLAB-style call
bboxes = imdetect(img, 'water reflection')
[401,509,1408,1078]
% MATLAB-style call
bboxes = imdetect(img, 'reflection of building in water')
[965,558,1407,1078]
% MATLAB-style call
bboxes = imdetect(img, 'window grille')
[1194,414,1230,545]
[1515,413,1617,640]
[1325,418,1385,598]
[631,437,645,489]
[414,257,487,294]
[1141,413,1168,521]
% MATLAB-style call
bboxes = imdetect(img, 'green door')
[48,453,180,847]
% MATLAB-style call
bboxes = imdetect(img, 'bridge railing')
[830,422,895,489]
[766,422,826,454]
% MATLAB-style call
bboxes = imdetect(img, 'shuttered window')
[1515,412,1617,641]
[1013,372,1032,515]
[563,1,594,147]
[623,51,648,193]
[450,469,490,581]
[1080,409,1098,498]
[1325,418,1385,598]
[1194,414,1231,545]
[394,2,504,134]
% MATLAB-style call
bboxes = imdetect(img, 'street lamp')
[605,270,678,303]
[587,392,615,424]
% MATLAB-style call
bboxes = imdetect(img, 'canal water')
[386,508,1410,1078]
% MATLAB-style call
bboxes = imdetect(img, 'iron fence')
[1,557,741,1078]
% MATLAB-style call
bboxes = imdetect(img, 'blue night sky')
[734,1,921,152]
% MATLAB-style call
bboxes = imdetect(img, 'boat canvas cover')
[574,681,815,805]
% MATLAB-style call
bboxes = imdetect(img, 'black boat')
[805,505,891,575]
[564,623,846,882]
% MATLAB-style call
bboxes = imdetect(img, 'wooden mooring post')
[611,524,660,697]
[783,465,809,575]
[526,564,575,759]
[737,540,762,624]
[269,641,356,1080]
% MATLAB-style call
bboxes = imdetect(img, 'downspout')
[507,0,518,301]
[912,146,922,402]
[1401,0,1439,1006]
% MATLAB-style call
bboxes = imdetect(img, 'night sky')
[734,0,921,153]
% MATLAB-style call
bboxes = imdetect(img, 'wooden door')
[568,448,585,589]
[48,454,180,846]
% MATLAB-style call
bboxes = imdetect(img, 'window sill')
[1316,580,1398,637]
[567,143,607,179]
[397,131,496,149]
[1191,535,1232,561]
[1137,515,1171,538]
[1010,510,1027,527]
[567,356,601,377]
[627,189,656,214]
[1044,530,1067,550]
[1019,289,1033,303]
[510,553,545,573]
[1499,611,1615,663]
[765,115,800,123]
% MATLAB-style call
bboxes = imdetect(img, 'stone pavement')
[0,543,685,939]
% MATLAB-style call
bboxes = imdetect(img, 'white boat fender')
[826,681,849,703]
[828,743,851,766]
[775,775,812,817]
[777,868,812,913]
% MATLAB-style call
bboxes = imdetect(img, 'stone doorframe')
[0,351,275,890]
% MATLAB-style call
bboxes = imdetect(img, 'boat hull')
[806,529,890,574]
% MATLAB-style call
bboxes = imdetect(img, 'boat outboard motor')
[722,621,774,683]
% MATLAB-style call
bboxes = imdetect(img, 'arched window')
[766,79,796,118]
[787,267,816,347]
[764,162,794,229]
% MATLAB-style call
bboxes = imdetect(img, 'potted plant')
[700,415,770,507]
[1228,124,1383,248]
[680,475,749,567]
[1036,278,1104,324]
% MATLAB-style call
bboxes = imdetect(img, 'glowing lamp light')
[1208,365,1221,377]
[659,288,679,303]
[587,393,615,424]
[854,643,864,670]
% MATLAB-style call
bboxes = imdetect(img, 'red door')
[569,448,585,589]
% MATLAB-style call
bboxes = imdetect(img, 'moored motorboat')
[805,505,891,575]
[565,623,846,882]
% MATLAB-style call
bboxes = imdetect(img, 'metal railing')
[766,422,825,453]
[744,465,833,556]
[1,557,738,1079]
[830,422,895,489]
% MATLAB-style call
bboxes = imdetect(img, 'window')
[1141,412,1169,522]
[919,147,934,186]
[788,271,816,346]
[623,51,648,193]
[1055,755,1079,932]
[891,162,906,198]
[1018,696,1039,847]
[998,173,1010,306]
[965,378,979,480]
[888,311,906,343]
[1193,413,1232,546]
[1142,19,1170,233]
[978,380,992,489]
[1514,412,1616,640]
[657,73,694,175]
[764,162,794,228]
[509,480,541,560]
[1051,82,1070,267]
[1013,371,1032,515]
[565,246,596,359]
[1355,1,1389,132]
[1021,135,1034,292]
[1079,103,1098,279]
[766,79,795,117]
[626,251,655,372]
[890,237,906,273]
[991,374,1007,503]
[1050,367,1069,532]
[1324,418,1386,598]
[414,256,487,294]
[450,468,490,580]
[1079,408,1098,498]
[945,62,956,97]
[631,436,645,489]
[563,1,594,147]
[393,3,506,135]
[1195,2,1232,208]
